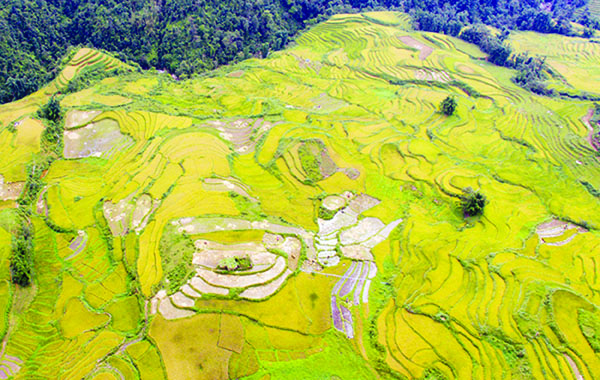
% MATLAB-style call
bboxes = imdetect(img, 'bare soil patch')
[208,118,278,155]
[239,269,292,300]
[65,110,102,129]
[0,176,23,201]
[536,218,586,246]
[196,256,286,288]
[63,119,134,159]
[399,36,434,60]
[193,240,277,272]
[341,245,373,261]
[158,297,195,320]
[189,276,229,296]
[170,292,195,309]
[226,70,244,78]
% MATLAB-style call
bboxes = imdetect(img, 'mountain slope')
[0,12,599,380]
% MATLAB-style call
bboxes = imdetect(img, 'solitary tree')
[440,96,457,116]
[38,96,62,123]
[460,187,487,217]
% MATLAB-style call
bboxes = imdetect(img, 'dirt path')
[582,108,599,151]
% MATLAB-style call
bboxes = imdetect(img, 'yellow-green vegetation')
[0,11,599,380]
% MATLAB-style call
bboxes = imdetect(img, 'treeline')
[410,0,594,37]
[0,0,338,103]
[1,0,598,104]
[10,96,65,287]
[411,0,600,98]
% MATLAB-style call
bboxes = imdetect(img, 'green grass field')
[0,12,599,380]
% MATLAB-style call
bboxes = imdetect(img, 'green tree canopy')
[440,96,457,116]
[460,187,487,217]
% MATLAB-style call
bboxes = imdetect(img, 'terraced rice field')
[0,11,600,380]
[508,31,600,96]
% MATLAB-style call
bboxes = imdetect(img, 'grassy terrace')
[0,11,599,380]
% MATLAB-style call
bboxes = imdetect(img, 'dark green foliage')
[440,96,457,116]
[459,187,487,217]
[510,54,555,96]
[216,256,253,272]
[318,205,337,220]
[37,97,62,124]
[10,221,33,287]
[481,329,532,378]
[0,0,336,102]
[64,66,129,94]
[459,25,512,66]
[580,180,600,198]
[410,0,588,37]
[0,0,596,103]
[17,158,50,207]
[229,192,264,219]
[420,368,448,380]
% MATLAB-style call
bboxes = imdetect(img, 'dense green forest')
[1,0,598,104]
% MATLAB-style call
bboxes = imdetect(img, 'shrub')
[217,256,253,272]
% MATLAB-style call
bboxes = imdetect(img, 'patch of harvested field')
[239,269,293,300]
[322,195,346,211]
[0,176,23,201]
[202,177,257,201]
[564,354,584,380]
[65,230,88,260]
[65,110,102,129]
[193,241,277,273]
[227,70,244,78]
[290,53,323,73]
[536,218,587,246]
[158,296,195,320]
[399,36,434,60]
[63,119,134,159]
[170,292,195,309]
[310,93,347,112]
[281,237,301,270]
[189,276,230,296]
[196,256,287,288]
[340,218,386,245]
[207,118,277,154]
[103,196,135,236]
[104,194,159,236]
[341,245,373,261]
[175,217,315,254]
[415,69,451,82]
[456,63,475,74]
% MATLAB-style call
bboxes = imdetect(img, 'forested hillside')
[1,0,598,104]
